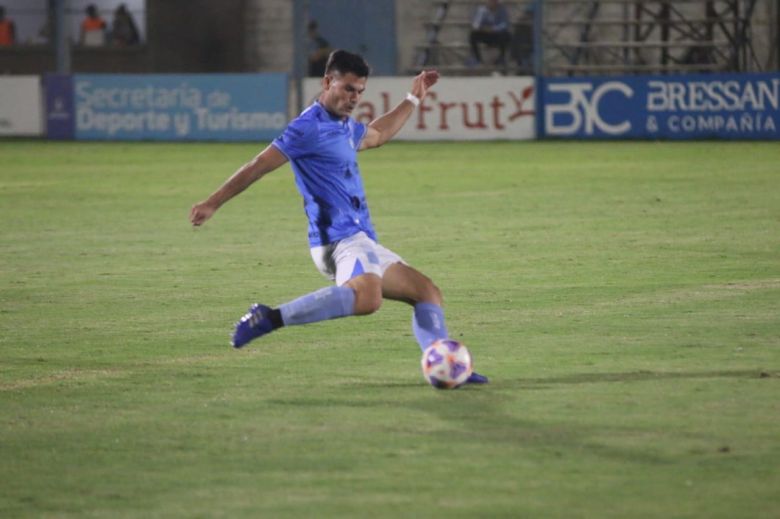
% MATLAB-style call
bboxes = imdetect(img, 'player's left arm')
[359,70,439,150]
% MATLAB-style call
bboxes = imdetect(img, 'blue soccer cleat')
[465,371,489,384]
[231,303,275,348]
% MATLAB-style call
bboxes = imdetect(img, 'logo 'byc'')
[546,81,634,136]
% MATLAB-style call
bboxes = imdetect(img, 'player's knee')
[349,275,383,315]
[356,294,383,315]
[430,283,444,306]
[354,290,382,315]
[419,280,443,306]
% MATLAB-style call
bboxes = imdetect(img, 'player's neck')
[317,99,347,121]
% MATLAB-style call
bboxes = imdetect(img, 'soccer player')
[189,50,488,385]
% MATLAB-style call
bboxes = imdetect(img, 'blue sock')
[412,302,449,351]
[279,286,355,326]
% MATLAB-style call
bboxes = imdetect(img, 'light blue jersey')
[272,102,376,247]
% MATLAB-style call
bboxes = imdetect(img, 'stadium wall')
[3,72,779,141]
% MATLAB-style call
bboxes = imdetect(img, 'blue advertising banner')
[44,74,75,140]
[543,73,779,140]
[73,73,288,141]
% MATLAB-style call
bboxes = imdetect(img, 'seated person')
[111,3,140,46]
[80,4,107,46]
[469,0,511,66]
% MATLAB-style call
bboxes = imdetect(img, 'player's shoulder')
[298,101,323,120]
[284,104,323,139]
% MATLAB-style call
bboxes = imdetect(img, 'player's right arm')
[360,70,439,150]
[189,144,288,226]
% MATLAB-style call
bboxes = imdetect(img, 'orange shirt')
[81,17,105,32]
[0,20,14,46]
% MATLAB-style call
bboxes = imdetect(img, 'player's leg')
[344,273,383,315]
[277,235,385,322]
[231,234,383,348]
[380,263,448,348]
[230,285,353,348]
[231,274,382,348]
[496,31,511,63]
[381,263,488,384]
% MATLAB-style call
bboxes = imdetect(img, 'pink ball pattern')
[421,339,474,389]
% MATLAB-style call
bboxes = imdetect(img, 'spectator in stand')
[80,4,107,46]
[469,0,512,66]
[307,21,332,77]
[0,5,16,46]
[111,3,140,46]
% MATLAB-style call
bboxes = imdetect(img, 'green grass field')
[1,140,778,518]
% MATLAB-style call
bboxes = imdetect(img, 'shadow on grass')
[508,369,774,389]
[265,370,774,409]
[263,369,773,466]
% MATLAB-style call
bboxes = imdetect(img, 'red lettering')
[508,88,535,122]
[438,101,456,130]
[490,96,505,130]
[461,102,487,129]
[417,91,436,130]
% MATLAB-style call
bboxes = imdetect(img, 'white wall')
[0,76,43,136]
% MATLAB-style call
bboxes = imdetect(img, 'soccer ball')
[421,339,473,389]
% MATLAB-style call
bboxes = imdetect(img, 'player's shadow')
[266,397,388,408]
[504,368,773,390]
[314,369,773,392]
[390,368,774,464]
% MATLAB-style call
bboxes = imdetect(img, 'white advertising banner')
[303,76,536,140]
[0,76,43,136]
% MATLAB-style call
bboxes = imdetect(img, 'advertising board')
[45,74,288,141]
[303,76,536,140]
[543,73,780,140]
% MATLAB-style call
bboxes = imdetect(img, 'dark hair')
[325,50,371,78]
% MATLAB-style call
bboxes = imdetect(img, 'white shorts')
[310,232,406,286]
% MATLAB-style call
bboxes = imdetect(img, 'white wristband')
[405,92,421,107]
